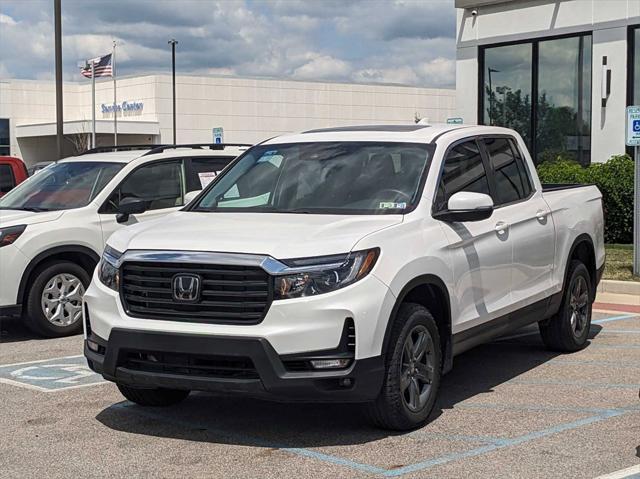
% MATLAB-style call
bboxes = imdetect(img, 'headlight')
[98,245,122,291]
[274,248,379,300]
[0,225,26,248]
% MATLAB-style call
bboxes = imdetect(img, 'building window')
[0,119,9,156]
[480,34,592,166]
[482,44,533,148]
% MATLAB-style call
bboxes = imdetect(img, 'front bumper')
[0,244,29,308]
[84,267,397,359]
[85,328,385,402]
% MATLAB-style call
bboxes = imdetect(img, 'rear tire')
[539,260,592,352]
[117,384,190,407]
[366,303,442,430]
[23,261,90,338]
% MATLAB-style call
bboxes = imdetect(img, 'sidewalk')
[595,289,640,314]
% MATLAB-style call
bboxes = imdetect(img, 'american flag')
[80,54,112,78]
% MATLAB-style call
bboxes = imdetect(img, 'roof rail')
[142,143,253,156]
[79,144,165,156]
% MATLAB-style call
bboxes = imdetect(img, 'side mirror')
[116,197,149,224]
[184,190,202,205]
[434,191,494,222]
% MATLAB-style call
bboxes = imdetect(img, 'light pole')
[168,39,178,145]
[54,0,63,159]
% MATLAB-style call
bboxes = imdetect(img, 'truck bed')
[541,183,595,192]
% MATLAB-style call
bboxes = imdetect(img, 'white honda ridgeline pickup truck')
[84,124,604,430]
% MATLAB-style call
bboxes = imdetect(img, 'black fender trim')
[17,245,100,305]
[565,234,597,293]
[381,275,453,374]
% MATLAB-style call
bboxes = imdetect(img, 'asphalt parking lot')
[1,309,639,479]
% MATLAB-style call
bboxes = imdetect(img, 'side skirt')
[452,292,563,356]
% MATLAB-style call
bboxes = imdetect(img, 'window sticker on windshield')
[379,202,407,209]
[198,171,221,188]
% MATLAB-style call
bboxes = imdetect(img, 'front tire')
[23,261,90,338]
[366,303,442,430]
[117,384,190,407]
[539,260,592,352]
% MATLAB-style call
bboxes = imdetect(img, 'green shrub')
[536,154,634,244]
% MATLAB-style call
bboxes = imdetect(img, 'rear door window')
[190,156,236,189]
[483,137,532,205]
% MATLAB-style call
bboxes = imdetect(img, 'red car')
[0,156,28,198]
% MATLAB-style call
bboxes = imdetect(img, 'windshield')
[0,161,124,211]
[192,142,432,214]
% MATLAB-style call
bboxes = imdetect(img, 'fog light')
[87,340,100,353]
[310,359,351,369]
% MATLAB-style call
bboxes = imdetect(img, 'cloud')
[293,54,352,80]
[0,0,455,87]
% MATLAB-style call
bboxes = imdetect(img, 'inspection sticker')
[379,202,407,209]
[0,355,105,392]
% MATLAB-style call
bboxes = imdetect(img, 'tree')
[65,121,90,155]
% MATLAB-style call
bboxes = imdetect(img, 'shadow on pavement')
[0,317,44,343]
[95,323,604,448]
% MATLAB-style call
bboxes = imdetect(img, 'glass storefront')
[481,34,592,165]
[483,44,533,148]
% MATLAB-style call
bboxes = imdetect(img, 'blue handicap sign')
[634,119,640,132]
[0,355,104,391]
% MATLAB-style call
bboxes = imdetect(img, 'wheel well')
[19,248,99,305]
[384,277,453,373]
[569,237,596,295]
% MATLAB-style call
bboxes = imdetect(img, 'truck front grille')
[120,261,272,324]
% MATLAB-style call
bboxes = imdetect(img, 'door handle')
[536,210,547,222]
[495,221,509,235]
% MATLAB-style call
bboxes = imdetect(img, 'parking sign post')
[625,106,640,275]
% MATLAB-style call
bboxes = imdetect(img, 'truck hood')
[109,211,402,259]
[0,209,65,227]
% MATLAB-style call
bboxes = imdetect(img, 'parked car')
[0,143,250,337]
[0,156,28,197]
[84,125,604,430]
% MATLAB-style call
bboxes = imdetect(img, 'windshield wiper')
[281,208,313,214]
[0,206,53,212]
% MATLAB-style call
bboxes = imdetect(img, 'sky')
[0,0,456,87]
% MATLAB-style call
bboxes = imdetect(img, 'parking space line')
[552,358,640,367]
[0,354,84,368]
[593,314,638,324]
[595,464,640,479]
[509,379,640,390]
[495,313,639,342]
[110,402,387,475]
[384,412,625,477]
[454,402,640,415]
[107,400,638,478]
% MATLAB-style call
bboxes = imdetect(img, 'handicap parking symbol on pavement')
[0,355,105,392]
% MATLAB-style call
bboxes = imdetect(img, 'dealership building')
[456,0,640,164]
[0,74,456,166]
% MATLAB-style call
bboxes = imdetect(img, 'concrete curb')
[598,279,640,296]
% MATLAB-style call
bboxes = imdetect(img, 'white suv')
[0,144,249,337]
[84,125,604,430]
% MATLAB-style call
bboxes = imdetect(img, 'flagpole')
[91,61,96,148]
[113,41,117,146]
